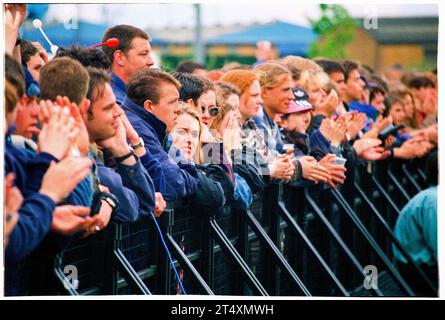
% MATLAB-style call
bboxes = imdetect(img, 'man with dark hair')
[20,39,45,82]
[407,76,435,98]
[393,150,438,296]
[315,59,347,99]
[56,46,111,70]
[174,72,218,127]
[101,24,153,105]
[176,60,207,78]
[81,67,158,221]
[340,60,366,108]
[174,72,206,106]
[123,68,199,201]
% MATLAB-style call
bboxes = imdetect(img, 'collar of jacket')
[110,72,126,95]
[121,95,167,143]
[6,125,17,139]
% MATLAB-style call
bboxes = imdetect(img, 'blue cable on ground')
[150,211,187,295]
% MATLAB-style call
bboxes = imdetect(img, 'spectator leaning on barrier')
[83,67,159,219]
[102,24,154,105]
[254,62,333,184]
[53,45,166,195]
[210,82,254,207]
[278,87,347,188]
[171,103,236,213]
[221,68,304,182]
[123,68,199,201]
[4,55,96,296]
[393,150,438,296]
[39,56,156,224]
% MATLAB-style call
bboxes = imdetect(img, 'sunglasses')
[201,106,219,117]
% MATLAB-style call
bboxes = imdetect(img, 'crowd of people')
[3,4,438,296]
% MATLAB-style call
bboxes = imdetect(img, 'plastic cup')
[334,156,347,166]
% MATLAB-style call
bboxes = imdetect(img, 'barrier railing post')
[200,213,215,290]
[236,207,250,295]
[259,184,280,295]
[103,223,120,295]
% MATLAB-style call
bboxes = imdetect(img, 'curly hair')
[55,46,111,69]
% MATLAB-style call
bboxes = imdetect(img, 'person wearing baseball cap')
[279,87,313,157]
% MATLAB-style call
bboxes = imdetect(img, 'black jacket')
[190,164,234,215]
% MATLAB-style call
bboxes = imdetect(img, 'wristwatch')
[100,192,119,212]
[131,137,145,150]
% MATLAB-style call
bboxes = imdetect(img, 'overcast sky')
[45,2,439,30]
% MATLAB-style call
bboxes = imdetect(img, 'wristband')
[114,150,137,163]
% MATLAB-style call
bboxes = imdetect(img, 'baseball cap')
[360,75,377,89]
[285,87,313,114]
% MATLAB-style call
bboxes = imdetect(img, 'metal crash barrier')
[52,156,437,297]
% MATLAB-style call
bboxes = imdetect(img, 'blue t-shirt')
[393,186,437,265]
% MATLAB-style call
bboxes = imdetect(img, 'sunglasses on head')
[202,106,219,117]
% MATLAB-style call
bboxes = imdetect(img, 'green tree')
[308,4,357,59]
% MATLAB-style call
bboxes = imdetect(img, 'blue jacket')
[91,148,156,221]
[309,129,342,161]
[4,135,59,295]
[5,131,58,197]
[121,96,199,201]
[5,193,56,266]
[110,72,127,106]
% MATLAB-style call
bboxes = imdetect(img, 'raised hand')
[96,117,133,160]
[346,112,367,141]
[315,89,338,117]
[319,118,347,147]
[4,4,27,55]
[58,96,91,156]
[362,115,393,140]
[38,105,79,160]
